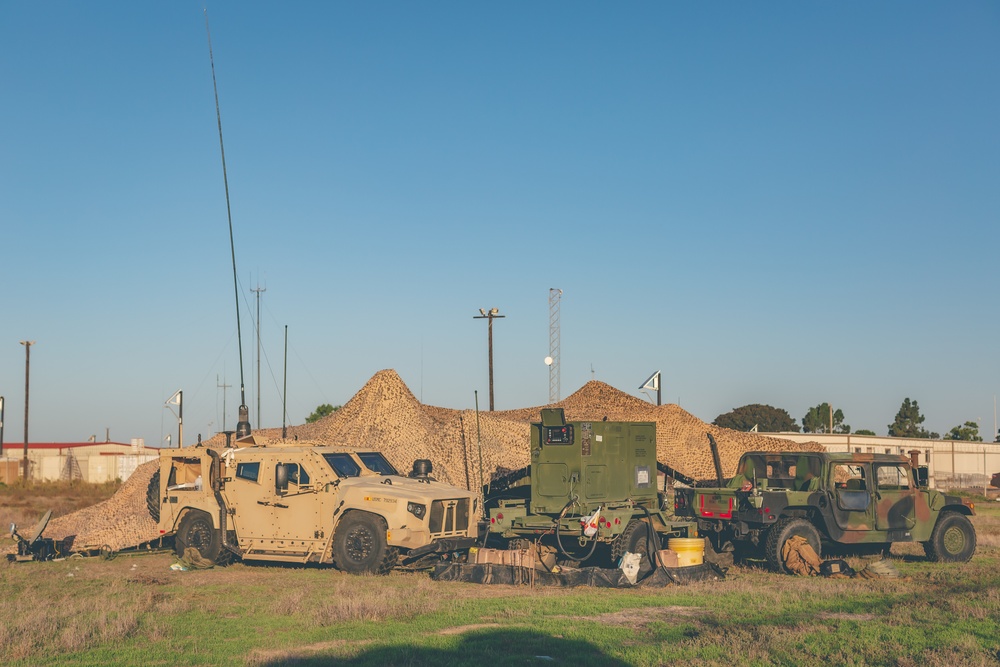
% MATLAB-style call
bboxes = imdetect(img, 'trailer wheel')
[611,519,659,573]
[332,512,399,575]
[763,517,822,573]
[923,512,976,563]
[175,511,229,565]
[146,470,161,523]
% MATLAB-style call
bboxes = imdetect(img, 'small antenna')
[205,9,250,439]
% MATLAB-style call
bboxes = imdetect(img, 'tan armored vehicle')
[146,439,478,574]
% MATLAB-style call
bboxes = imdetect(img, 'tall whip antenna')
[205,9,251,439]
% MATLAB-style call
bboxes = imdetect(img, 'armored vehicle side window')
[358,453,398,476]
[286,463,310,485]
[875,464,910,491]
[322,453,361,478]
[236,462,260,482]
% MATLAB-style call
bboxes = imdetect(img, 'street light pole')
[473,308,505,411]
[20,340,35,481]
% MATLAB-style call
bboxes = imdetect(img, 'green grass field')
[2,489,998,666]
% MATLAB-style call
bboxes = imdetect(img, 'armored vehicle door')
[829,462,875,531]
[225,454,330,556]
[873,462,916,532]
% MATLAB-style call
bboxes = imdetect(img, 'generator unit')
[487,409,695,564]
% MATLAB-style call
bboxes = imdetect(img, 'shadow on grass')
[256,628,631,667]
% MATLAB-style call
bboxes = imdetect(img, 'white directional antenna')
[548,288,563,403]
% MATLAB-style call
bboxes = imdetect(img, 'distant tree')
[944,421,983,442]
[996,428,1000,444]
[887,398,932,438]
[713,404,800,433]
[854,429,877,436]
[802,403,850,434]
[305,403,340,424]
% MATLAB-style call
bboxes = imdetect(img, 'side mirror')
[9,523,16,537]
[275,463,289,494]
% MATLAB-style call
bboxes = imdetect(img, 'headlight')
[406,502,426,519]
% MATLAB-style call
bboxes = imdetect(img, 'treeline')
[712,398,998,442]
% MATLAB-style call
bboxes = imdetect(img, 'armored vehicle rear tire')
[923,512,976,563]
[175,511,230,565]
[611,519,660,573]
[146,470,160,523]
[764,517,822,573]
[332,512,399,575]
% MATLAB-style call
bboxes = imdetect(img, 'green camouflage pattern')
[677,451,975,550]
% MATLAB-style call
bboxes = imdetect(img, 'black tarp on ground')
[430,562,725,587]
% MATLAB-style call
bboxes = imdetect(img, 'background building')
[0,439,158,484]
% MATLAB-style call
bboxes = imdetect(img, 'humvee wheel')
[923,513,976,563]
[611,519,659,573]
[175,511,229,565]
[146,470,161,523]
[332,512,399,575]
[764,517,822,573]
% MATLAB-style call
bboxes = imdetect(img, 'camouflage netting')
[14,369,822,554]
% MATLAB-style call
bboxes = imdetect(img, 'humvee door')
[830,463,874,531]
[872,462,916,532]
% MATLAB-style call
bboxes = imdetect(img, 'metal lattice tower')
[548,288,562,403]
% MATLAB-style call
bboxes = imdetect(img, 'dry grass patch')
[0,565,162,661]
[436,623,502,635]
[0,480,121,531]
[245,639,373,666]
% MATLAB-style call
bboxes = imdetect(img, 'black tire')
[923,512,976,563]
[175,511,229,564]
[763,517,822,573]
[332,512,399,575]
[611,519,661,573]
[146,470,161,523]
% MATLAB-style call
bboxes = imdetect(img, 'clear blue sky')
[1,2,998,448]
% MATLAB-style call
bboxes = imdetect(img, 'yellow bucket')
[667,538,705,567]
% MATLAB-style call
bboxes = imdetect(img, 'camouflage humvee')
[673,451,976,572]
[147,440,478,574]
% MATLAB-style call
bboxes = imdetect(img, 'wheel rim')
[942,525,966,554]
[189,520,213,552]
[346,526,375,562]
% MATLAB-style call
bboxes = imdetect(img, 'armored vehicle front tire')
[175,511,230,565]
[764,517,822,573]
[923,512,976,563]
[332,512,399,575]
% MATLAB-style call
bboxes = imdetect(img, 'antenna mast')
[205,10,251,439]
[548,288,562,403]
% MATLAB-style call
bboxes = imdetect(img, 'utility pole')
[473,308,504,411]
[20,340,35,480]
[252,284,266,427]
[0,395,5,457]
[217,375,231,432]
